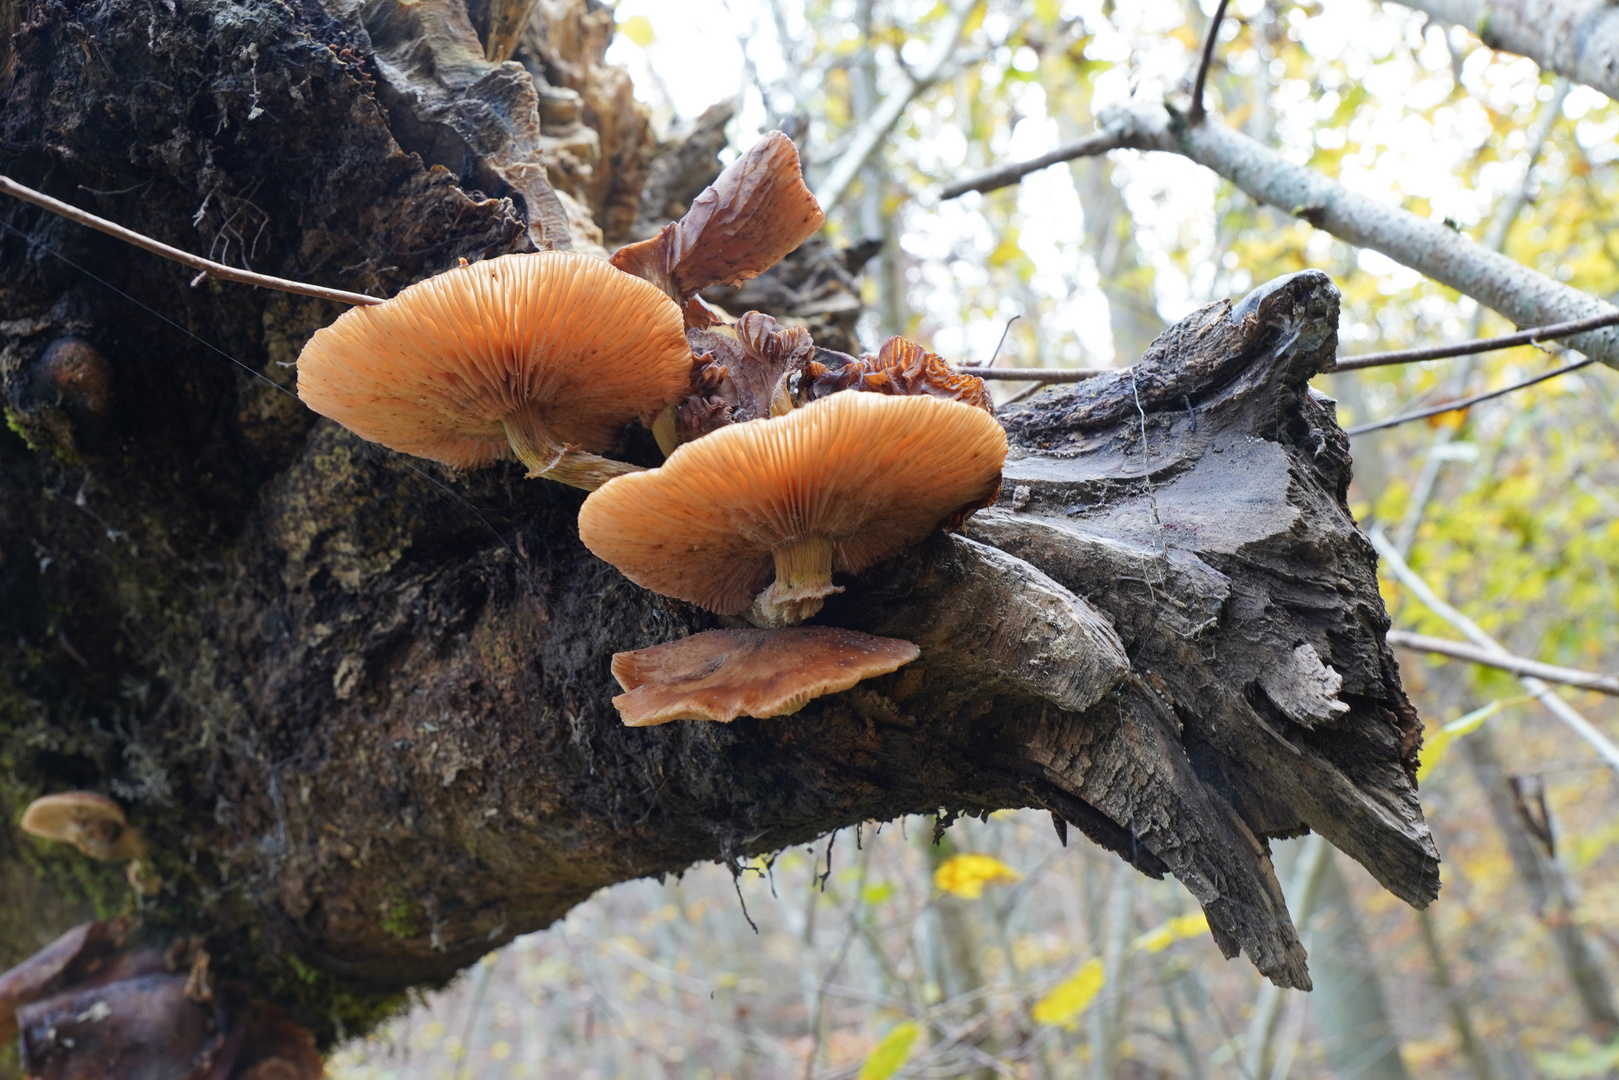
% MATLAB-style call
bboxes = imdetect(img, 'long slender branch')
[1387,630,1619,697]
[0,174,383,308]
[941,104,1619,369]
[1403,0,1619,101]
[813,0,980,213]
[1344,356,1595,436]
[1368,527,1619,773]
[1187,0,1232,124]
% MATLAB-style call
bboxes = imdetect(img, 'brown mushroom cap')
[611,131,824,325]
[20,792,143,862]
[611,628,920,726]
[578,392,1007,620]
[296,251,692,472]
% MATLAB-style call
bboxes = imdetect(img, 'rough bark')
[1403,0,1619,102]
[0,0,1434,1051]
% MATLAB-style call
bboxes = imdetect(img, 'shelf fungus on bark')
[610,627,920,726]
[295,251,693,490]
[0,922,322,1080]
[610,130,825,329]
[20,791,144,862]
[578,392,1007,627]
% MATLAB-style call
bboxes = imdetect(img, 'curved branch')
[1095,100,1619,369]
[1405,0,1619,101]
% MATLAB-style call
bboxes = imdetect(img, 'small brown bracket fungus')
[611,131,825,328]
[610,627,920,726]
[21,792,144,862]
[579,392,1007,627]
[296,252,693,490]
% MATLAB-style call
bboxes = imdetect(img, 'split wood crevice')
[0,0,1431,1043]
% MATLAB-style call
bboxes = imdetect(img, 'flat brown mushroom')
[578,391,1007,626]
[296,251,693,489]
[611,627,920,726]
[21,792,144,862]
[0,919,131,1046]
[17,974,238,1080]
[611,131,825,328]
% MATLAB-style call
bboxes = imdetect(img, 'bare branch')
[970,367,1109,381]
[1,173,382,308]
[1368,528,1619,773]
[938,131,1123,200]
[1344,356,1595,435]
[1405,0,1619,101]
[1387,630,1619,697]
[813,0,981,214]
[1333,308,1619,370]
[1188,0,1232,124]
[1093,101,1619,368]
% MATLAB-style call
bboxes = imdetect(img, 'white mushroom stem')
[750,536,843,628]
[502,404,646,491]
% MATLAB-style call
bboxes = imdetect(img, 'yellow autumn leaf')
[1032,956,1104,1026]
[618,14,655,48]
[1416,699,1508,781]
[858,1021,919,1080]
[933,854,1021,899]
[1131,912,1209,954]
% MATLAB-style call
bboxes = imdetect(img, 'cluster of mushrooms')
[298,131,1008,726]
[3,134,1005,1074]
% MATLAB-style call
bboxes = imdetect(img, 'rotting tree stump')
[0,0,1434,1050]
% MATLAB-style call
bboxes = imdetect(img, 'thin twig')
[1332,307,1619,370]
[1368,526,1619,773]
[939,131,1124,199]
[1386,630,1619,697]
[969,367,1110,381]
[1188,0,1233,124]
[0,173,382,307]
[1345,356,1594,435]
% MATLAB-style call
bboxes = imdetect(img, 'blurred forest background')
[327,0,1619,1076]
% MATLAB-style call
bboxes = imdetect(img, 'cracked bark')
[0,0,1433,1050]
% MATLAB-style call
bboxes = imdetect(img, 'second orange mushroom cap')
[578,392,1007,627]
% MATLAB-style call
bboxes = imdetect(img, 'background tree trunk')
[0,0,1434,1052]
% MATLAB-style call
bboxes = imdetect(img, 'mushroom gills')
[752,536,842,628]
[502,402,646,491]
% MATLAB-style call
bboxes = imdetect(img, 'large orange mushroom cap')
[578,392,1007,625]
[611,628,920,726]
[296,252,692,484]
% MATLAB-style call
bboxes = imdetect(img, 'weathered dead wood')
[0,0,1432,1047]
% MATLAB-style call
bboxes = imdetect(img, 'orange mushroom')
[296,252,693,489]
[20,792,144,862]
[578,392,1007,627]
[611,131,825,327]
[611,628,920,725]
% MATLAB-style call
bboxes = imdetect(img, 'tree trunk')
[0,0,1435,1050]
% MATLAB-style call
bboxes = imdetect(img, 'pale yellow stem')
[502,404,646,491]
[749,536,842,627]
